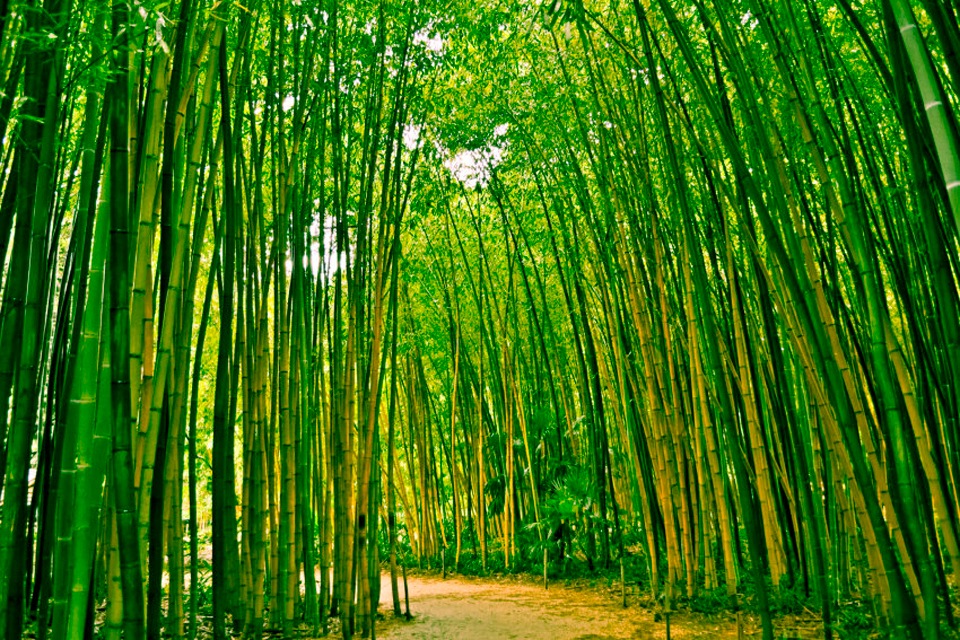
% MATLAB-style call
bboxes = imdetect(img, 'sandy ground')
[374,573,754,640]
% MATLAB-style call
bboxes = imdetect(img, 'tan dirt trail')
[374,573,756,639]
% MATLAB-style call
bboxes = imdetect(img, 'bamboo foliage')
[2,1,960,640]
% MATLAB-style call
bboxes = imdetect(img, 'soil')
[373,571,799,640]
[82,565,824,639]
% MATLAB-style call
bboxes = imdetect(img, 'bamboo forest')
[4,0,960,637]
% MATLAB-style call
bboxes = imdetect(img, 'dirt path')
[374,573,746,639]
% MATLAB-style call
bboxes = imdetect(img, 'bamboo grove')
[0,0,959,638]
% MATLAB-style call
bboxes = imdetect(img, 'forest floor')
[373,571,822,639]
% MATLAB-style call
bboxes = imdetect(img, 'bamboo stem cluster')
[0,1,959,640]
